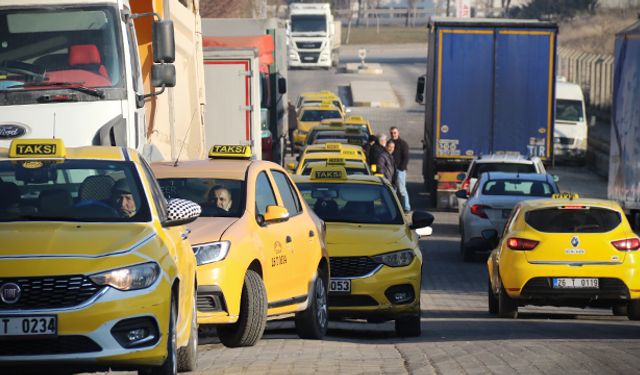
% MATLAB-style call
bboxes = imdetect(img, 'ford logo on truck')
[0,124,28,139]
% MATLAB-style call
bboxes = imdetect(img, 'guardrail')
[557,47,614,111]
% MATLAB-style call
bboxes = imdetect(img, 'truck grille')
[330,257,380,278]
[0,336,101,355]
[296,41,322,49]
[299,52,320,63]
[0,275,103,310]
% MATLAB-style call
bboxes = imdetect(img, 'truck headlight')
[90,263,160,291]
[372,249,415,267]
[193,241,230,265]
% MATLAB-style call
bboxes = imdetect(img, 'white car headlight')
[193,241,230,265]
[90,262,160,291]
[372,249,415,267]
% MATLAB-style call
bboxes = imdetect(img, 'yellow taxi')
[486,194,640,320]
[288,143,368,175]
[0,139,200,373]
[304,125,369,149]
[320,115,374,137]
[151,145,330,347]
[292,166,434,337]
[293,103,344,148]
[296,91,347,114]
[298,158,372,177]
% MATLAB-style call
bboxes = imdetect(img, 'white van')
[554,81,588,163]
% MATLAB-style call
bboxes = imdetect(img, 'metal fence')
[557,47,614,111]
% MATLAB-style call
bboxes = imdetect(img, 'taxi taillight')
[611,238,640,251]
[507,237,539,251]
[461,178,471,194]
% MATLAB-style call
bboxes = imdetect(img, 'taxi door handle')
[181,229,191,240]
[286,235,293,243]
[309,230,315,238]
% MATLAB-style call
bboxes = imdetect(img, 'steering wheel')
[0,62,46,82]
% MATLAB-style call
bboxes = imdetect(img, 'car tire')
[488,278,498,315]
[498,286,518,319]
[627,300,640,321]
[217,270,267,347]
[141,296,177,375]
[612,305,628,317]
[395,314,421,337]
[295,270,329,339]
[177,292,198,372]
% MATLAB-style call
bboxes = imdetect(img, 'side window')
[271,170,302,215]
[139,158,167,222]
[255,171,277,216]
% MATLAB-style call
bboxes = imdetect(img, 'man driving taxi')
[111,179,137,218]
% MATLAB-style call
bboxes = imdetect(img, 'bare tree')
[501,0,512,17]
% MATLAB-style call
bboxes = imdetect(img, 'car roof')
[303,160,367,168]
[473,154,534,164]
[299,104,340,111]
[0,145,130,161]
[292,174,383,185]
[518,198,622,212]
[479,172,552,182]
[151,159,260,180]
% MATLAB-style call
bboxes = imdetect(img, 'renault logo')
[0,283,21,304]
[571,236,580,248]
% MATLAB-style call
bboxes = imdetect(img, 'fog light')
[385,284,415,305]
[127,328,147,342]
[111,317,159,348]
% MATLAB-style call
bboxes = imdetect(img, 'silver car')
[457,172,559,262]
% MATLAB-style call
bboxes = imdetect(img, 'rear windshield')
[525,207,621,233]
[300,110,342,122]
[482,179,554,197]
[471,163,536,178]
[301,166,367,176]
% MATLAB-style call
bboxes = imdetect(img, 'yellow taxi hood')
[0,223,155,257]
[187,217,238,246]
[326,223,408,251]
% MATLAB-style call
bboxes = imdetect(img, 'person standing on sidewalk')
[368,133,387,167]
[390,126,411,212]
[377,140,396,184]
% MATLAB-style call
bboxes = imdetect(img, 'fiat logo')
[0,124,27,139]
[571,236,580,248]
[0,283,21,304]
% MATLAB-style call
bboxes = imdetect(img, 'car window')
[271,170,301,215]
[472,163,536,178]
[158,178,244,218]
[482,179,554,197]
[556,99,584,122]
[255,171,277,216]
[140,158,167,222]
[525,207,621,233]
[302,166,367,176]
[296,182,403,225]
[300,110,342,122]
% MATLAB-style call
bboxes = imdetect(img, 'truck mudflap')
[435,171,463,210]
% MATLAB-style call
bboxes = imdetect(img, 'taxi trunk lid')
[523,233,628,265]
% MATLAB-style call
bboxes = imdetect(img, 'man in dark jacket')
[377,140,396,184]
[390,126,410,212]
[368,133,387,167]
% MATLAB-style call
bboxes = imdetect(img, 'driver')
[111,179,137,218]
[208,185,233,212]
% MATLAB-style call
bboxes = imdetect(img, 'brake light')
[438,181,458,190]
[470,204,490,219]
[611,238,640,251]
[560,205,587,210]
[461,178,471,194]
[506,237,539,250]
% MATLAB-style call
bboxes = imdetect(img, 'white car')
[457,172,559,262]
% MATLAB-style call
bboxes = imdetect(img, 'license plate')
[303,56,314,61]
[553,278,599,289]
[502,209,511,218]
[329,279,351,293]
[0,315,57,337]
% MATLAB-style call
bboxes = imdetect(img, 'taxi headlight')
[193,241,230,265]
[90,263,160,291]
[372,249,415,267]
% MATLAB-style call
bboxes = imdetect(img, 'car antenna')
[173,114,195,167]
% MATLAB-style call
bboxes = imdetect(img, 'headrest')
[69,44,101,66]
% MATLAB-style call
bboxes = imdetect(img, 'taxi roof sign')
[208,145,252,160]
[9,139,66,159]
[326,158,346,166]
[552,192,580,200]
[324,143,342,150]
[310,166,347,181]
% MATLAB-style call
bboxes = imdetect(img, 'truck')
[608,19,640,230]
[201,18,289,165]
[554,79,589,164]
[287,3,341,69]
[0,0,206,162]
[416,18,558,208]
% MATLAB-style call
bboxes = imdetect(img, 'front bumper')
[328,259,421,320]
[553,145,587,160]
[194,261,244,325]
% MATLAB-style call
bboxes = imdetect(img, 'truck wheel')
[498,286,518,319]
[488,278,498,315]
[627,300,640,321]
[612,305,628,316]
[217,270,267,347]
[395,314,421,337]
[295,270,328,339]
[177,292,198,372]
[141,297,177,375]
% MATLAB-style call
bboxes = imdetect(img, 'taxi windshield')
[296,183,403,224]
[157,178,244,218]
[0,160,150,222]
[300,110,342,122]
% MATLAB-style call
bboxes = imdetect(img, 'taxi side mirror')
[455,189,468,199]
[409,210,434,230]
[163,198,201,227]
[263,205,290,224]
[287,163,296,171]
[482,229,500,249]
[370,164,378,173]
[552,174,560,182]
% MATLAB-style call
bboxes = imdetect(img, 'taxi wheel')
[295,271,329,339]
[217,270,267,347]
[612,305,628,317]
[395,315,421,337]
[627,300,640,321]
[177,294,198,372]
[487,279,498,315]
[141,297,177,375]
[498,287,518,319]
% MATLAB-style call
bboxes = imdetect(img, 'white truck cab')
[287,3,339,69]
[554,80,588,163]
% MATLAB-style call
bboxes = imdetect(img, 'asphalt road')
[77,44,633,375]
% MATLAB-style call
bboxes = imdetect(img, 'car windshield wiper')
[8,81,105,98]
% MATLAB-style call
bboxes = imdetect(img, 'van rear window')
[525,207,621,233]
